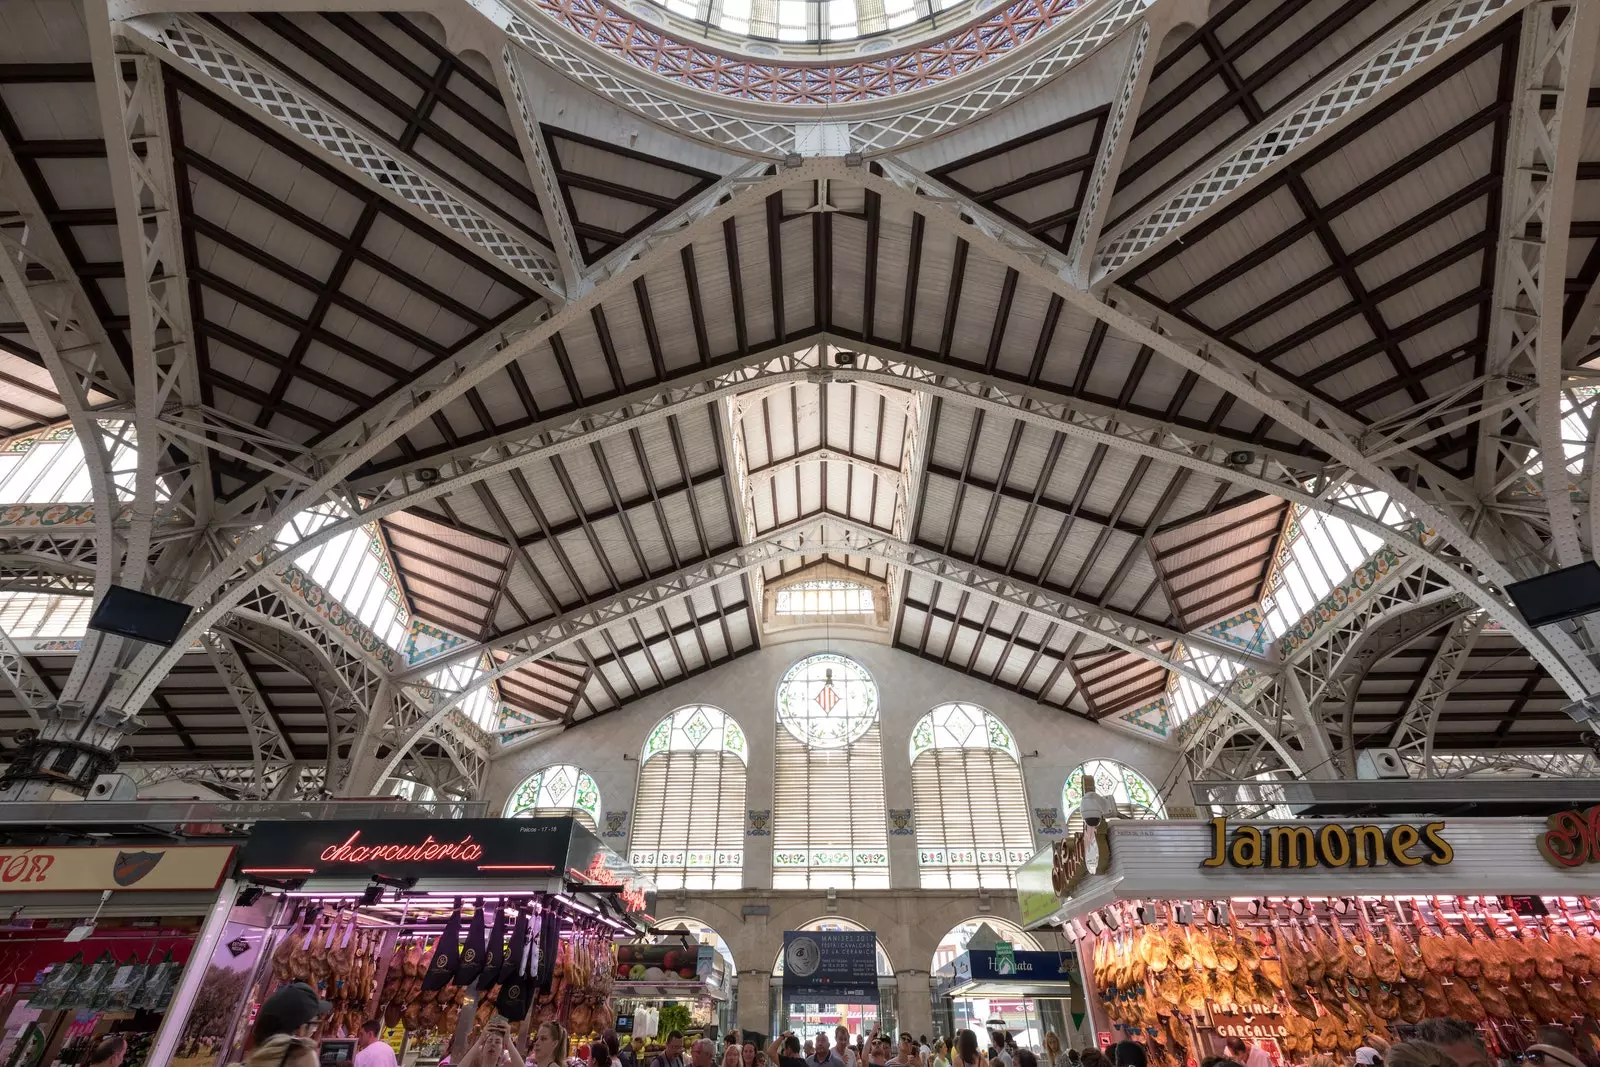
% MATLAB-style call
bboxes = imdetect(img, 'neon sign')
[319,831,485,865]
[578,852,649,913]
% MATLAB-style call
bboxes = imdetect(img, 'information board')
[781,930,879,1004]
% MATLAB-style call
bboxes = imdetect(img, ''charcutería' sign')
[0,845,234,892]
[1200,818,1453,869]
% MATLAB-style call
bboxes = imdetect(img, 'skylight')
[647,0,964,41]
[269,503,409,650]
[1165,486,1407,728]
[420,655,501,732]
[775,579,874,615]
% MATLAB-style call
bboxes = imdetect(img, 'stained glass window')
[773,653,888,888]
[910,704,1033,889]
[775,652,877,748]
[504,764,601,831]
[633,707,747,889]
[1062,759,1165,832]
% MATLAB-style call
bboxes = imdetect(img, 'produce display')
[1089,896,1600,1063]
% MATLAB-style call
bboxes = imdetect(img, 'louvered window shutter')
[631,751,746,889]
[773,724,889,888]
[912,748,1034,888]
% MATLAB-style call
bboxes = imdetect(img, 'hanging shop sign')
[0,845,234,892]
[1016,824,1111,926]
[239,818,574,880]
[782,929,880,1004]
[1536,804,1600,868]
[1207,1009,1286,1040]
[953,950,1078,985]
[1200,818,1453,870]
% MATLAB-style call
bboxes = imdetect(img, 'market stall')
[1015,811,1600,1065]
[179,817,651,1067]
[612,941,731,1043]
[0,842,235,1067]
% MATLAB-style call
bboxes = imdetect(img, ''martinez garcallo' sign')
[1200,817,1454,869]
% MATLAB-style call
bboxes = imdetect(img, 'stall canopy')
[935,949,1079,999]
[1016,815,1591,930]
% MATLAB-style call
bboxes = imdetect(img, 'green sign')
[1015,846,1059,927]
[994,942,1015,975]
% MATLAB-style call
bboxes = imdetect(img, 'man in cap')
[253,980,331,1045]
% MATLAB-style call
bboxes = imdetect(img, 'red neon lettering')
[317,831,484,867]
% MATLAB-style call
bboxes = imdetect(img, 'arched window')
[909,703,1034,888]
[631,705,748,890]
[504,764,601,831]
[931,917,1040,973]
[772,653,889,888]
[1062,758,1166,833]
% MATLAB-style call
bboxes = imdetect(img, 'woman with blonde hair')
[1043,1034,1070,1067]
[529,1022,571,1067]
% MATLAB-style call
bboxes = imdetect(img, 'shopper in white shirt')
[835,1028,858,1067]
[1222,1037,1271,1067]
[355,1020,399,1067]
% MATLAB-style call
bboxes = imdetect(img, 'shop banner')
[238,818,574,880]
[0,845,233,892]
[953,950,1078,985]
[782,930,879,1004]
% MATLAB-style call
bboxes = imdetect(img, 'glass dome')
[647,0,967,42]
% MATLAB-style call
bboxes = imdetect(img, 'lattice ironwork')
[1388,612,1487,777]
[201,632,295,797]
[498,44,585,292]
[1094,0,1522,278]
[129,16,564,295]
[504,0,1147,155]
[1065,17,1150,283]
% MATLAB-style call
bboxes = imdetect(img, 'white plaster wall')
[486,638,1183,889]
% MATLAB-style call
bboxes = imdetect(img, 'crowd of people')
[225,981,1592,1067]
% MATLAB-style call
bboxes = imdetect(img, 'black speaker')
[1506,560,1600,627]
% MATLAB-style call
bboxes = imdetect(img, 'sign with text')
[1200,817,1453,870]
[782,929,879,1004]
[238,818,573,880]
[0,845,233,892]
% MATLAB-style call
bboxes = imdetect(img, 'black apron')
[422,898,465,991]
[478,904,509,994]
[455,898,488,987]
[495,909,535,1021]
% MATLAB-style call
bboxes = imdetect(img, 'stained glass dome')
[642,704,748,764]
[775,652,878,748]
[504,763,602,829]
[646,0,968,43]
[1062,758,1165,825]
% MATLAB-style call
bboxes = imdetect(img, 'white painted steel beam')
[494,45,586,296]
[1388,611,1487,777]
[201,631,294,797]
[373,514,1298,788]
[1064,15,1157,286]
[99,159,792,720]
[1093,0,1531,282]
[854,158,1600,699]
[118,14,565,300]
